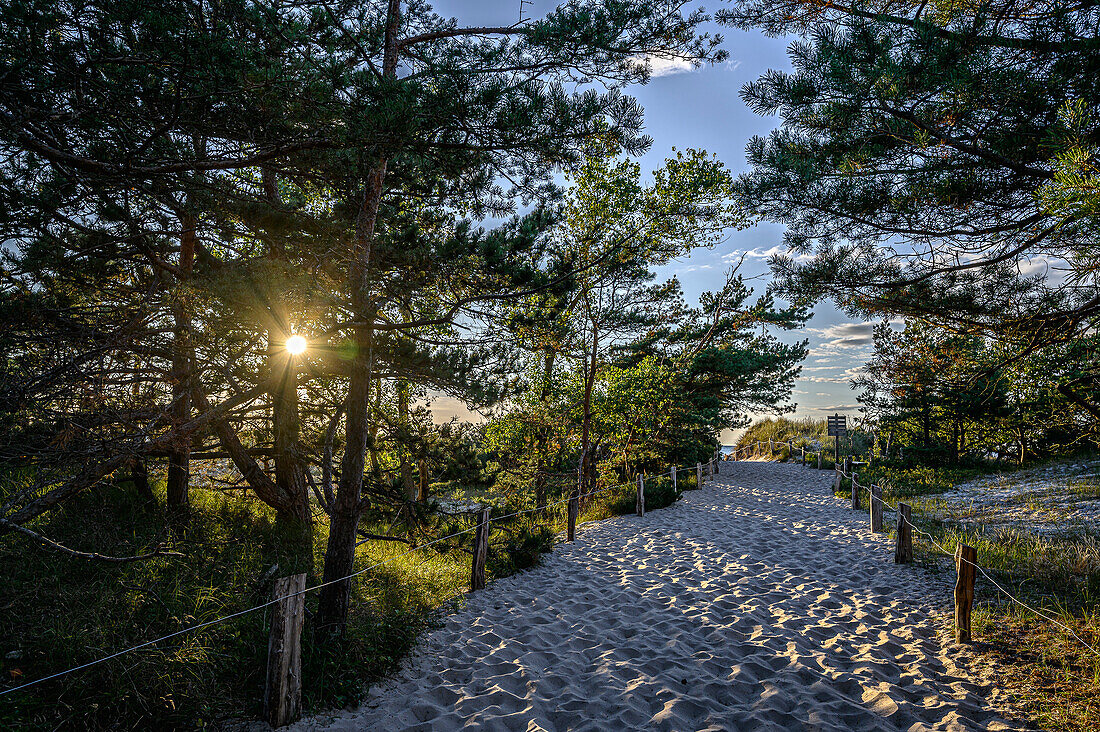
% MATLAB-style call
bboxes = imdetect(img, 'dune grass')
[826,458,1100,731]
[0,463,691,729]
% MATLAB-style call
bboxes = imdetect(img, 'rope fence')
[823,459,1100,658]
[0,454,723,727]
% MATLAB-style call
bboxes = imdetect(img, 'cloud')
[675,264,714,273]
[797,365,866,384]
[805,321,875,347]
[722,245,813,264]
[632,53,695,78]
[815,404,862,412]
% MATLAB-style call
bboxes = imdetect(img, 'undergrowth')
[833,458,1100,731]
[0,465,690,729]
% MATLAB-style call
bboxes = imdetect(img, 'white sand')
[292,462,1028,731]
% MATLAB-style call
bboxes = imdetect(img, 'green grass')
[0,466,691,729]
[0,480,469,730]
[828,458,1100,730]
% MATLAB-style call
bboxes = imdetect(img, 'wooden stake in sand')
[265,573,306,728]
[471,507,490,591]
[636,475,645,516]
[954,544,977,642]
[696,462,703,487]
[869,483,883,533]
[817,452,822,469]
[850,473,860,510]
[895,503,913,564]
[671,465,678,490]
[567,487,578,542]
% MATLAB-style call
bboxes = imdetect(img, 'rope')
[825,464,1100,660]
[0,460,713,697]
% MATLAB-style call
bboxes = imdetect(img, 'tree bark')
[534,349,554,511]
[271,342,312,538]
[167,210,197,518]
[316,0,402,636]
[130,457,155,507]
[397,379,416,500]
[578,323,599,497]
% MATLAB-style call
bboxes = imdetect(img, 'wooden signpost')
[567,487,578,542]
[827,413,847,464]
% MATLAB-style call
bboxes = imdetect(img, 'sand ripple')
[292,462,1029,731]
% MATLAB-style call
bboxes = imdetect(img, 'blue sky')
[428,1,873,439]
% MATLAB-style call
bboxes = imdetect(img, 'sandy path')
[293,462,1027,732]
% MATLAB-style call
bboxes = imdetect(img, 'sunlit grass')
[846,459,1100,731]
[0,463,690,729]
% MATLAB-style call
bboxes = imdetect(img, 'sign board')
[827,414,847,437]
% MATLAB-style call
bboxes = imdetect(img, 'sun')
[285,334,307,355]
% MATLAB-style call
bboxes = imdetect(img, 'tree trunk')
[130,457,155,507]
[271,338,312,541]
[417,457,429,502]
[578,323,598,497]
[397,379,416,500]
[316,0,400,635]
[167,211,197,518]
[534,349,555,512]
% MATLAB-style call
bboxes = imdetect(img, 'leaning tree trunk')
[166,211,198,518]
[316,317,374,634]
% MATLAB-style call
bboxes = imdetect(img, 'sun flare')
[286,334,307,355]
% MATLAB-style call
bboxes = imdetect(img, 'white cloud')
[798,365,866,384]
[632,53,695,78]
[722,245,813,264]
[805,321,875,347]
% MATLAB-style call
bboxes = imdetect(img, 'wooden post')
[264,573,306,728]
[567,490,578,542]
[833,466,841,492]
[954,544,977,642]
[636,475,645,516]
[817,451,822,469]
[895,503,912,563]
[671,465,677,490]
[696,462,702,487]
[850,473,860,510]
[470,507,490,591]
[768,438,774,454]
[869,483,883,533]
[843,455,851,474]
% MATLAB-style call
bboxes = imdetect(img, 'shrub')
[487,524,555,576]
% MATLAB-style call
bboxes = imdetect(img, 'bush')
[487,524,555,576]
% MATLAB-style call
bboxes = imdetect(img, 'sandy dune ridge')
[292,461,1028,731]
